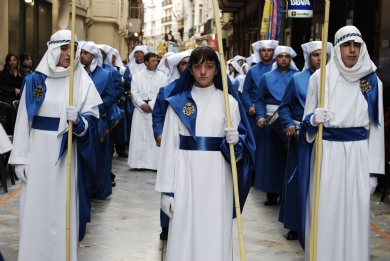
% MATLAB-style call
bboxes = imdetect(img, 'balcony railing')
[162,0,173,7]
[161,16,172,23]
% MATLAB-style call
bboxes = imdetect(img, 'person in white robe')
[0,124,12,153]
[233,55,246,66]
[300,25,384,261]
[8,30,102,261]
[128,52,168,170]
[157,51,175,77]
[236,63,249,94]
[156,46,255,261]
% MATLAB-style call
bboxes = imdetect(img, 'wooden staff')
[66,0,77,260]
[310,1,330,260]
[211,1,246,260]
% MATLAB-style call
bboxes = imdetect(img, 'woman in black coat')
[0,52,23,106]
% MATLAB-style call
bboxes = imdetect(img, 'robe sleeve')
[131,73,147,109]
[98,72,116,116]
[113,69,124,100]
[152,87,166,139]
[241,69,253,111]
[149,75,167,110]
[368,78,385,174]
[303,73,319,143]
[254,75,267,120]
[278,77,296,131]
[0,124,12,154]
[8,87,31,165]
[123,66,131,91]
[155,105,180,193]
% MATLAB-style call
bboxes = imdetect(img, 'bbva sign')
[288,0,314,18]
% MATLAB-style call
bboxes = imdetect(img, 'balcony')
[161,16,172,23]
[189,26,196,38]
[162,0,173,7]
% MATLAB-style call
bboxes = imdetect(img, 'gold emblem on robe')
[33,85,44,99]
[360,79,371,93]
[182,102,195,116]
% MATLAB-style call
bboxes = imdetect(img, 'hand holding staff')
[310,1,330,260]
[211,0,246,260]
[66,0,77,260]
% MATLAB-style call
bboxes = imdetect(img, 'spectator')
[0,52,23,105]
[19,53,33,77]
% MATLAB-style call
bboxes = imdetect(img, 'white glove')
[66,106,80,124]
[370,177,378,195]
[310,108,329,127]
[15,165,29,183]
[225,127,239,145]
[161,194,175,219]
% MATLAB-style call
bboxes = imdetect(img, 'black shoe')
[117,151,128,158]
[285,230,298,240]
[264,198,279,206]
[111,181,116,187]
[160,231,167,240]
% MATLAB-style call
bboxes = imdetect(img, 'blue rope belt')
[179,135,222,151]
[31,116,60,131]
[322,126,367,142]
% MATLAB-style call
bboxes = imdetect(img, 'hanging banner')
[288,0,313,18]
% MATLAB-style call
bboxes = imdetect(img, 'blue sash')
[323,127,367,142]
[179,135,222,151]
[31,116,60,131]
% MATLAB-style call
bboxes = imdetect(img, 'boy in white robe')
[9,30,102,261]
[299,26,384,261]
[128,52,167,170]
[156,46,255,261]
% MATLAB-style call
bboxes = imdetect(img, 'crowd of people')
[0,25,387,260]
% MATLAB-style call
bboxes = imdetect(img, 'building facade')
[1,0,140,70]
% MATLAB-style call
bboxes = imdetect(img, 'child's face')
[190,60,218,88]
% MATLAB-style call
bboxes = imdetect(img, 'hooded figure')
[297,26,384,260]
[277,41,333,241]
[81,41,117,199]
[157,51,175,77]
[254,45,299,205]
[156,45,255,261]
[246,53,257,68]
[233,55,246,66]
[242,40,278,172]
[270,46,299,71]
[152,49,192,240]
[236,63,249,93]
[9,30,102,260]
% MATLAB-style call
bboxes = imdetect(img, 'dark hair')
[189,45,219,66]
[144,52,158,62]
[4,52,20,71]
[19,53,32,67]
[228,63,239,78]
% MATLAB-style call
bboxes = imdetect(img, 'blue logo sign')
[288,0,313,18]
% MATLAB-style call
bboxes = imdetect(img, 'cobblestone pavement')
[1,155,390,260]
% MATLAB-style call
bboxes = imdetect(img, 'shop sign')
[288,0,313,18]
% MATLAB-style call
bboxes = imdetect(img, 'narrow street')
[1,155,390,260]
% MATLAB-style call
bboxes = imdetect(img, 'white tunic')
[9,69,101,261]
[304,71,384,261]
[156,85,241,261]
[128,69,167,169]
